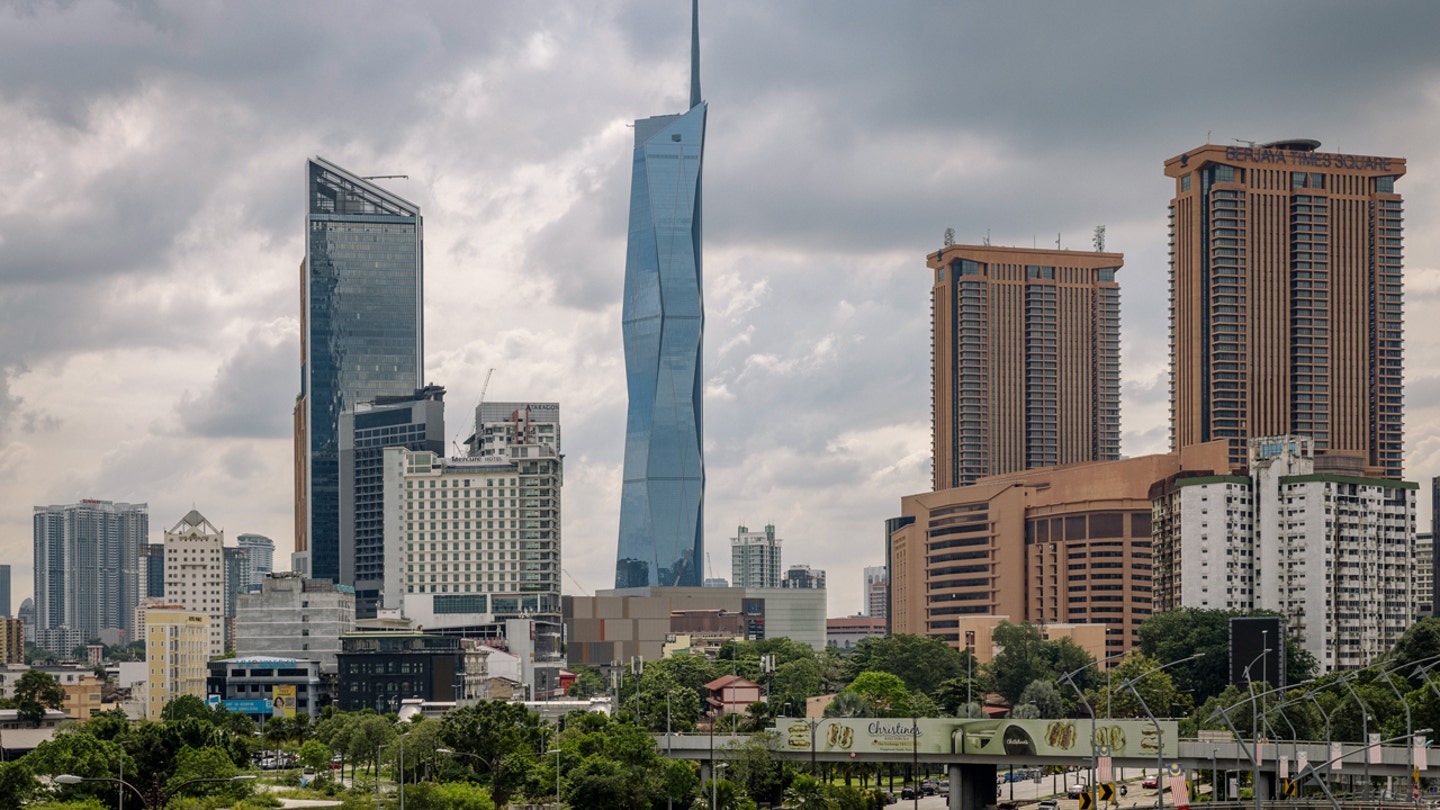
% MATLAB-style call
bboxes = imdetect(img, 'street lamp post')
[1338,676,1373,798]
[1242,647,1271,810]
[1380,671,1419,807]
[1116,652,1205,810]
[965,630,976,713]
[712,761,728,810]
[55,774,255,810]
[1060,650,1130,810]
[912,713,919,810]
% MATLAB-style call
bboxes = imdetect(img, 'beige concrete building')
[145,608,208,720]
[163,510,227,658]
[564,586,825,666]
[928,244,1123,490]
[1165,140,1406,477]
[888,442,1232,658]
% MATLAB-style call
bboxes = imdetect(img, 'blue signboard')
[221,699,273,714]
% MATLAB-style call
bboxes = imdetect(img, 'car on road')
[1068,784,1088,798]
[901,786,917,800]
[1142,777,1159,789]
[1038,799,1059,810]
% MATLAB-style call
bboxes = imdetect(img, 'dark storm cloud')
[174,326,295,440]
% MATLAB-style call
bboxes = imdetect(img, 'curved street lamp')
[55,773,255,810]
[1115,652,1205,810]
[1059,650,1131,806]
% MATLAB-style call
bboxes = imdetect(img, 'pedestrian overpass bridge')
[657,717,1434,810]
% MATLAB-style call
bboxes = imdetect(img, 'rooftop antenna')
[1093,225,1106,252]
[1206,130,1212,144]
[689,0,701,109]
[1055,232,1061,250]
[361,175,409,180]
[943,227,955,247]
[983,229,990,247]
[1233,138,1256,148]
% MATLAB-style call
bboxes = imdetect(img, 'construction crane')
[563,568,592,596]
[466,368,496,456]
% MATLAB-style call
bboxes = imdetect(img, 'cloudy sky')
[3,1,1440,617]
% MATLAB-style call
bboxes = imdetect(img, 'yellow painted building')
[0,618,23,665]
[145,608,208,721]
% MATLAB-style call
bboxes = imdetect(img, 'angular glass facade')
[304,158,423,583]
[614,13,708,588]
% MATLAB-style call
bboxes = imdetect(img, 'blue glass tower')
[302,157,423,583]
[615,2,707,588]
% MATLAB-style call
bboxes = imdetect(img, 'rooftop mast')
[690,0,701,109]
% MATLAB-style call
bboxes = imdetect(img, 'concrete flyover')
[658,717,1439,810]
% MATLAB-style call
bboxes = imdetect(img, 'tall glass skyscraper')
[299,158,423,583]
[615,2,707,588]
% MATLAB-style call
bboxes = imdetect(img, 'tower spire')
[689,0,701,109]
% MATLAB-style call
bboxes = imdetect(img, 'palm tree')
[783,774,835,809]
[823,691,872,718]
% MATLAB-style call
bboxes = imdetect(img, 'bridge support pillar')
[1255,770,1276,802]
[948,762,997,810]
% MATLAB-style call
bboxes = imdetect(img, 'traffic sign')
[1099,783,1115,802]
[1080,791,1094,810]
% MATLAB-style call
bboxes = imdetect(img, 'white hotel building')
[380,403,562,632]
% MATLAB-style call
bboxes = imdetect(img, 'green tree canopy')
[14,669,66,727]
[439,701,544,807]
[841,672,911,717]
[842,634,968,696]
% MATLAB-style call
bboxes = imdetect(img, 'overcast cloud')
[2,1,1440,617]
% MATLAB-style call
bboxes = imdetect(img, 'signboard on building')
[222,699,272,714]
[272,685,297,719]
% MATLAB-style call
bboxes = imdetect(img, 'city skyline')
[2,2,1440,617]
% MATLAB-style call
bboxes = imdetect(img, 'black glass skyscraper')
[615,2,707,588]
[301,158,423,583]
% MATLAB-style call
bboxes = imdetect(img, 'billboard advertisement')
[955,719,1178,758]
[774,717,1179,758]
[1230,616,1285,688]
[272,685,297,719]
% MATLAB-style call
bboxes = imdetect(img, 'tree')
[1086,654,1186,720]
[389,719,446,783]
[842,634,966,696]
[985,622,1049,705]
[0,761,37,808]
[565,665,607,699]
[823,691,873,718]
[784,773,835,809]
[298,739,332,773]
[935,675,988,716]
[14,669,66,727]
[439,701,544,807]
[398,780,496,810]
[842,672,911,717]
[160,694,213,724]
[722,732,787,807]
[1018,680,1064,718]
[166,745,248,805]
